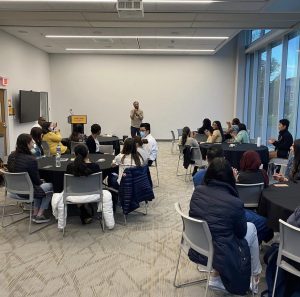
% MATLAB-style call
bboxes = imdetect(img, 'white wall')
[0,30,51,152]
[50,40,237,139]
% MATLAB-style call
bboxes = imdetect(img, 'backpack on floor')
[261,243,286,297]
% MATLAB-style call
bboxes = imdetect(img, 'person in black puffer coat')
[189,158,262,295]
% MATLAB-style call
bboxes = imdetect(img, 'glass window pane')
[266,43,283,140]
[255,51,267,138]
[284,35,300,137]
[247,55,254,130]
[251,30,262,43]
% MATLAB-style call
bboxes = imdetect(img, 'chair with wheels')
[173,202,213,297]
[62,172,104,236]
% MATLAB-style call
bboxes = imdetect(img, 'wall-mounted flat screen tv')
[19,90,41,123]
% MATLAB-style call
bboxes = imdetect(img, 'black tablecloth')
[258,182,300,232]
[38,154,115,193]
[199,143,269,170]
[98,136,121,155]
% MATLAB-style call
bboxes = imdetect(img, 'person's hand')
[273,173,286,182]
[268,138,276,144]
[232,167,238,180]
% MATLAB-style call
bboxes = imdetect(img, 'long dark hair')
[73,144,92,176]
[204,157,236,189]
[30,127,43,146]
[213,121,224,142]
[41,121,51,135]
[121,138,142,166]
[181,126,191,146]
[16,134,32,155]
[291,139,300,182]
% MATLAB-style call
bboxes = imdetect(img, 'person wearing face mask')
[139,123,158,166]
[42,122,69,156]
[130,101,144,138]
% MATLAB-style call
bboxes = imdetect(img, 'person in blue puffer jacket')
[189,158,262,295]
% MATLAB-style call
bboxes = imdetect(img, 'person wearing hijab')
[237,150,269,187]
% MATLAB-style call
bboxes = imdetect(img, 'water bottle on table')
[55,144,61,167]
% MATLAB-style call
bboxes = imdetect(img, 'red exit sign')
[0,77,8,86]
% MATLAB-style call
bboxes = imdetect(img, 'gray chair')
[173,202,213,297]
[185,147,204,182]
[1,172,34,233]
[70,141,82,154]
[176,144,184,176]
[272,219,300,297]
[268,157,289,176]
[41,140,51,156]
[195,133,208,143]
[177,129,183,139]
[236,183,264,208]
[99,144,114,154]
[171,130,176,153]
[62,172,104,236]
[150,159,159,187]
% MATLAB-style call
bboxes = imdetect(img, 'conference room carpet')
[0,142,267,297]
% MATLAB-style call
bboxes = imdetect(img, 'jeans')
[245,209,274,243]
[244,222,262,276]
[34,183,53,210]
[130,126,140,138]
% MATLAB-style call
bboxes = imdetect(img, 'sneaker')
[208,276,227,292]
[35,215,50,224]
[250,275,260,294]
[31,215,37,222]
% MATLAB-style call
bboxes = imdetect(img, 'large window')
[250,29,272,44]
[244,30,300,142]
[267,43,283,140]
[284,34,300,136]
[254,51,267,138]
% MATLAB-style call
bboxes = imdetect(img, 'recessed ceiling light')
[46,35,228,40]
[65,48,215,52]
[18,30,28,34]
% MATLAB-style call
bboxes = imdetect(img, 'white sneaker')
[250,276,260,294]
[208,276,227,292]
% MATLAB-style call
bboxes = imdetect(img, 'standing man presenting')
[130,101,144,137]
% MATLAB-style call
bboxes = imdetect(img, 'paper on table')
[274,183,289,187]
[60,158,69,162]
[43,165,53,169]
[97,159,106,162]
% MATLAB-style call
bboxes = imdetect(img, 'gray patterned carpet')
[0,142,267,297]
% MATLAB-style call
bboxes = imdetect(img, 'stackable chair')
[171,130,176,153]
[62,172,103,236]
[236,183,264,208]
[2,171,52,234]
[272,219,300,297]
[173,202,213,297]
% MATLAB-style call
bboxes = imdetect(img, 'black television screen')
[19,90,40,123]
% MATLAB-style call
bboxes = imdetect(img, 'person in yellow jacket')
[42,122,69,155]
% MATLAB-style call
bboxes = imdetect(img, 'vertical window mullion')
[250,52,258,139]
[244,55,250,125]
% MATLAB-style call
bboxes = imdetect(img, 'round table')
[98,136,121,155]
[258,182,300,232]
[38,154,115,193]
[199,143,269,170]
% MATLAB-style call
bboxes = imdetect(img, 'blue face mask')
[140,131,145,138]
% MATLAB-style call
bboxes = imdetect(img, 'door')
[0,89,7,159]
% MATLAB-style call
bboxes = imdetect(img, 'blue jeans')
[131,126,140,138]
[245,209,274,243]
[34,183,53,210]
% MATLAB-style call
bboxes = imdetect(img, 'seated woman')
[42,122,69,155]
[7,134,53,223]
[178,126,199,148]
[109,138,144,189]
[273,139,300,182]
[197,118,212,135]
[85,124,101,154]
[134,136,149,165]
[208,120,224,143]
[189,158,261,294]
[69,125,86,143]
[231,123,250,143]
[64,144,114,228]
[30,127,44,157]
[237,151,274,243]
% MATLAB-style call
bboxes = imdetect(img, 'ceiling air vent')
[116,0,144,18]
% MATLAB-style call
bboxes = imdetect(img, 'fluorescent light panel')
[65,48,215,52]
[0,0,223,3]
[46,35,228,40]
